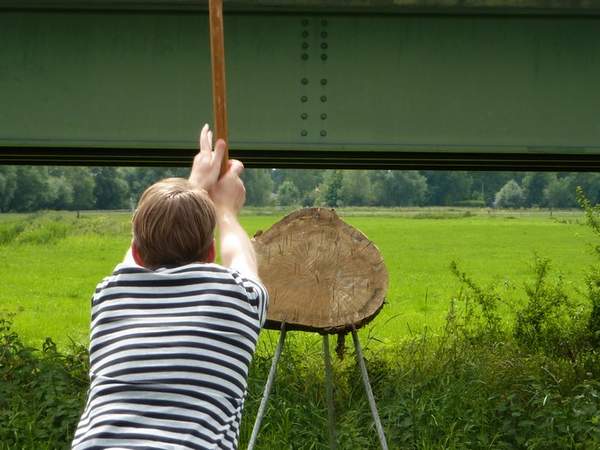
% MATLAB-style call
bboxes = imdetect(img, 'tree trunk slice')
[252,208,388,333]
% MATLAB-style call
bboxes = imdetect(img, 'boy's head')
[132,178,216,269]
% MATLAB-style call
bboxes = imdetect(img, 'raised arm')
[210,160,258,278]
[188,124,258,278]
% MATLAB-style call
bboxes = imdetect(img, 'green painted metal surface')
[5,1,600,14]
[1,9,600,168]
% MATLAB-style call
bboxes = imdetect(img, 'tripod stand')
[247,323,388,450]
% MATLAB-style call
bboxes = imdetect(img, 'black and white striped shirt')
[72,262,268,450]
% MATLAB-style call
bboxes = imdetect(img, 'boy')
[72,125,268,450]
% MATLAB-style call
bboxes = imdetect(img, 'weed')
[449,261,502,340]
[577,188,600,345]
[0,316,88,449]
[513,256,589,358]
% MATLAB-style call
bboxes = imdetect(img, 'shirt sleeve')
[233,272,269,327]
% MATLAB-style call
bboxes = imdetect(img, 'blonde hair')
[132,178,216,269]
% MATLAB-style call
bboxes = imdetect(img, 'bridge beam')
[1,7,599,169]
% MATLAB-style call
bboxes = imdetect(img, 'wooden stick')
[208,0,229,177]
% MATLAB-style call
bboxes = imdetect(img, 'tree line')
[1,166,598,212]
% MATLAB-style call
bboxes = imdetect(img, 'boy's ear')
[131,242,145,267]
[205,239,216,263]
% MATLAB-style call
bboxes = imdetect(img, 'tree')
[67,167,96,211]
[339,171,373,206]
[543,176,576,208]
[371,171,428,206]
[0,166,17,212]
[494,180,525,208]
[242,169,273,206]
[470,171,522,206]
[567,173,600,205]
[271,169,323,195]
[47,175,74,209]
[276,180,300,206]
[92,167,130,209]
[318,170,344,207]
[9,167,51,212]
[122,167,189,203]
[522,172,554,207]
[271,169,324,207]
[424,171,473,206]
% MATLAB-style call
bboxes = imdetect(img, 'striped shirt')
[72,262,268,450]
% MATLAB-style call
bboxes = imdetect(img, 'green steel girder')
[4,1,600,15]
[1,8,600,169]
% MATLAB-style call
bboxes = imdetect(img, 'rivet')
[301,53,309,61]
[302,42,309,50]
[301,78,309,85]
[302,31,309,38]
[301,130,308,136]
[321,19,328,26]
[320,95,327,102]
[320,78,328,85]
[321,42,328,50]
[302,19,309,26]
[321,113,327,120]
[321,31,328,39]
[320,130,327,137]
[301,95,308,103]
[301,113,308,120]
[321,54,328,61]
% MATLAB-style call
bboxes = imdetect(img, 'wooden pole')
[208,0,229,176]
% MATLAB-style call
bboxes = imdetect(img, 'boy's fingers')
[213,139,227,172]
[228,159,244,176]
[199,124,210,155]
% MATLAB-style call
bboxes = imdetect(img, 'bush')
[448,260,502,340]
[513,256,587,356]
[578,188,600,345]
[0,317,88,449]
[0,220,26,245]
[0,214,69,246]
[3,268,600,450]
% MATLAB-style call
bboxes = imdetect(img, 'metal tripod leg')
[323,334,337,450]
[351,329,389,450]
[247,323,287,450]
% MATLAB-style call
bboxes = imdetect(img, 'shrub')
[0,316,88,449]
[448,261,502,340]
[513,256,585,356]
[577,187,600,344]
[0,220,26,245]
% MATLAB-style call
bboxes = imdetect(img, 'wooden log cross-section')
[253,208,389,333]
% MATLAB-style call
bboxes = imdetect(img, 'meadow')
[0,207,596,347]
[2,208,600,449]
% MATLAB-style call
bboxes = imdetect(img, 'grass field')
[3,208,600,449]
[1,208,596,349]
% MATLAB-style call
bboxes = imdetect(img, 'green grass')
[0,209,596,348]
[2,208,600,449]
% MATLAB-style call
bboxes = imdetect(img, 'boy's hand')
[189,123,227,192]
[210,160,246,216]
